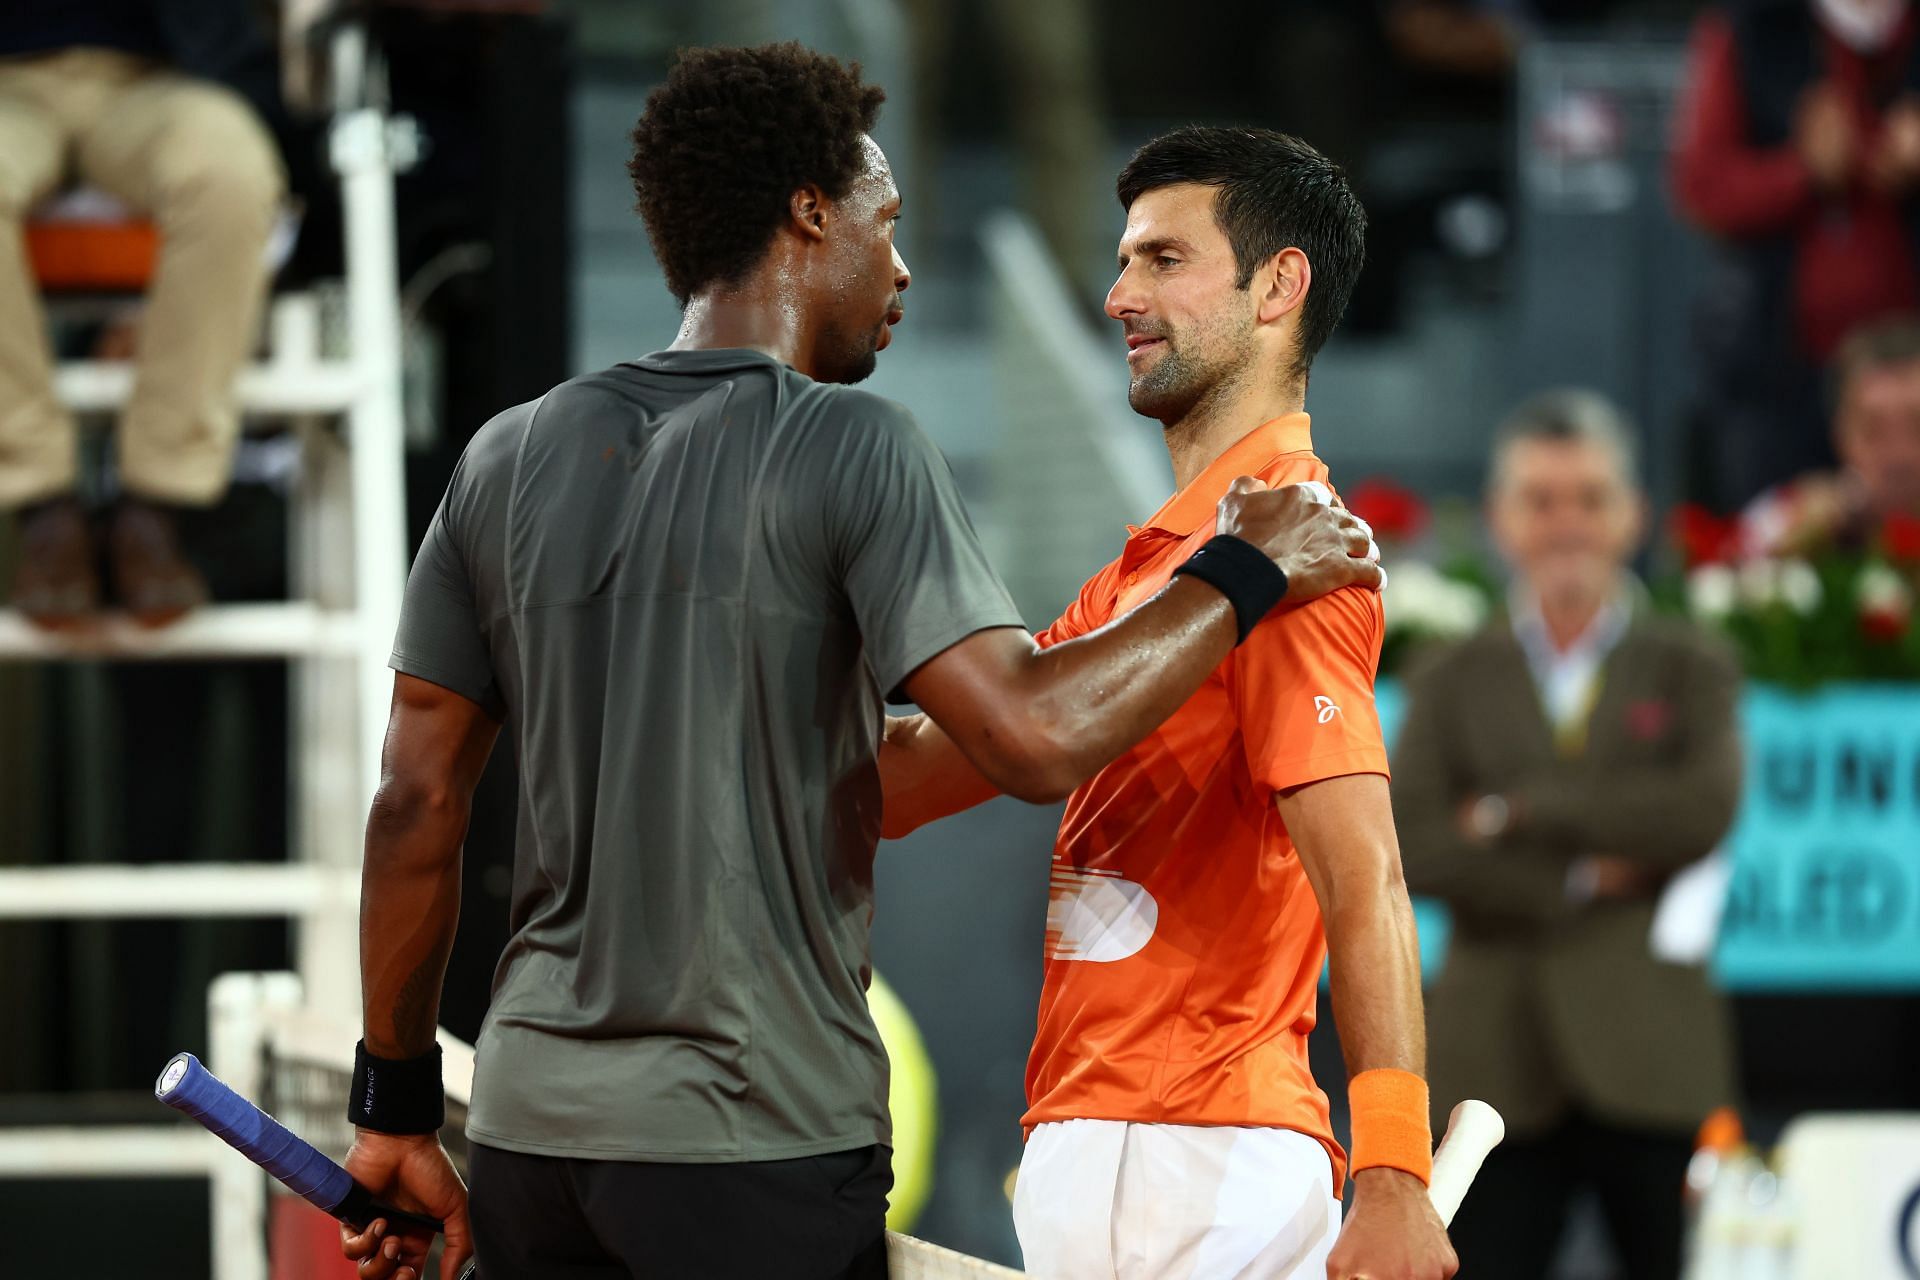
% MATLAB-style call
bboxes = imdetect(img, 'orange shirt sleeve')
[1036,559,1123,650]
[1228,584,1389,794]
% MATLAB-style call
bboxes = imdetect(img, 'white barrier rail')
[0,602,365,660]
[0,865,359,918]
[0,1127,218,1177]
[55,361,362,417]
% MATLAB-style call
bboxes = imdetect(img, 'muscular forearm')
[360,794,467,1059]
[1289,777,1455,1280]
[1281,775,1427,1075]
[1014,576,1239,795]
[1325,882,1426,1078]
[905,576,1238,804]
[879,713,1000,838]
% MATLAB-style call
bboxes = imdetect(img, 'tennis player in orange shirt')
[881,127,1455,1279]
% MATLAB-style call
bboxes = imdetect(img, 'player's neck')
[670,288,820,378]
[1162,377,1305,492]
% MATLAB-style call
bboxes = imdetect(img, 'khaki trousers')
[0,48,284,508]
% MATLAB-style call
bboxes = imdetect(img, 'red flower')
[1881,513,1920,562]
[1345,477,1429,542]
[1862,608,1911,643]
[1671,503,1741,568]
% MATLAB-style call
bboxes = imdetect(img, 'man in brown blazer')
[1393,390,1742,1280]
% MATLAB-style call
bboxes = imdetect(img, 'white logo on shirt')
[1044,865,1159,963]
[1314,695,1342,724]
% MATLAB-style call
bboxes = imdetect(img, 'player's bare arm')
[1281,772,1459,1280]
[883,479,1381,833]
[341,673,499,1280]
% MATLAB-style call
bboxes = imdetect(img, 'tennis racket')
[155,1051,477,1277]
[1428,1099,1505,1227]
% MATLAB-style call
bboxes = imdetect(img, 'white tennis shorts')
[1012,1119,1341,1280]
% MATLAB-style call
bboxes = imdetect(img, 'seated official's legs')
[76,58,284,621]
[0,60,91,623]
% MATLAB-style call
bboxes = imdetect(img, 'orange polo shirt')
[1022,413,1387,1191]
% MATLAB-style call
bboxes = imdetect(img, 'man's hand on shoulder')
[1327,1168,1458,1280]
[1214,477,1383,606]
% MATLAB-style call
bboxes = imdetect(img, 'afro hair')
[628,43,886,304]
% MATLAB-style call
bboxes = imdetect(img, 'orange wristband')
[1348,1068,1433,1185]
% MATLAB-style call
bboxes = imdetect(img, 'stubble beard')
[1127,315,1256,430]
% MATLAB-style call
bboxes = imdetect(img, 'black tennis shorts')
[468,1141,892,1279]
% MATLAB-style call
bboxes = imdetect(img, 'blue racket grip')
[155,1051,443,1236]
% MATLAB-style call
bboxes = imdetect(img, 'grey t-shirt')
[390,348,1023,1162]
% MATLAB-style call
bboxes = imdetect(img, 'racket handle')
[154,1052,443,1235]
[1428,1099,1505,1227]
[336,1181,449,1236]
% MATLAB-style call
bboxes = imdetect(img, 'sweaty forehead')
[1119,183,1225,253]
[854,135,898,205]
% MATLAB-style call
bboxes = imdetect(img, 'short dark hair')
[628,43,885,303]
[1116,126,1366,380]
[1834,315,1920,408]
[1489,389,1640,493]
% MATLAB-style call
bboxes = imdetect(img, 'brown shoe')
[108,497,209,627]
[10,495,101,630]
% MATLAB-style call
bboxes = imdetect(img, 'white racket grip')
[1428,1100,1505,1227]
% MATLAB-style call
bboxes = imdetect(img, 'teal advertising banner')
[1377,682,1920,991]
[1714,684,1920,989]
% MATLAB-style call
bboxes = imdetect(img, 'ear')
[789,184,829,244]
[1255,247,1311,327]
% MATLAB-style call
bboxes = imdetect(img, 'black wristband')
[347,1040,445,1135]
[1172,534,1289,643]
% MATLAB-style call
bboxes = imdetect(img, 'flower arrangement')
[1346,478,1497,675]
[1352,471,1920,684]
[1663,505,1920,684]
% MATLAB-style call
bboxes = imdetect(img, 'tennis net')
[221,973,1026,1278]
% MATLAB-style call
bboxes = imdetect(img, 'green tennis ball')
[870,972,938,1231]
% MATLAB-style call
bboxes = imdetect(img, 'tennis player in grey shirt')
[340,43,1381,1280]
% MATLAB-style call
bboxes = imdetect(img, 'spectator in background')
[1392,391,1742,1280]
[1673,0,1920,511]
[0,1,286,627]
[1742,314,1920,555]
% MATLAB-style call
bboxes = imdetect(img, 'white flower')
[1687,564,1738,620]
[1856,561,1914,616]
[1779,560,1823,616]
[1383,561,1488,638]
